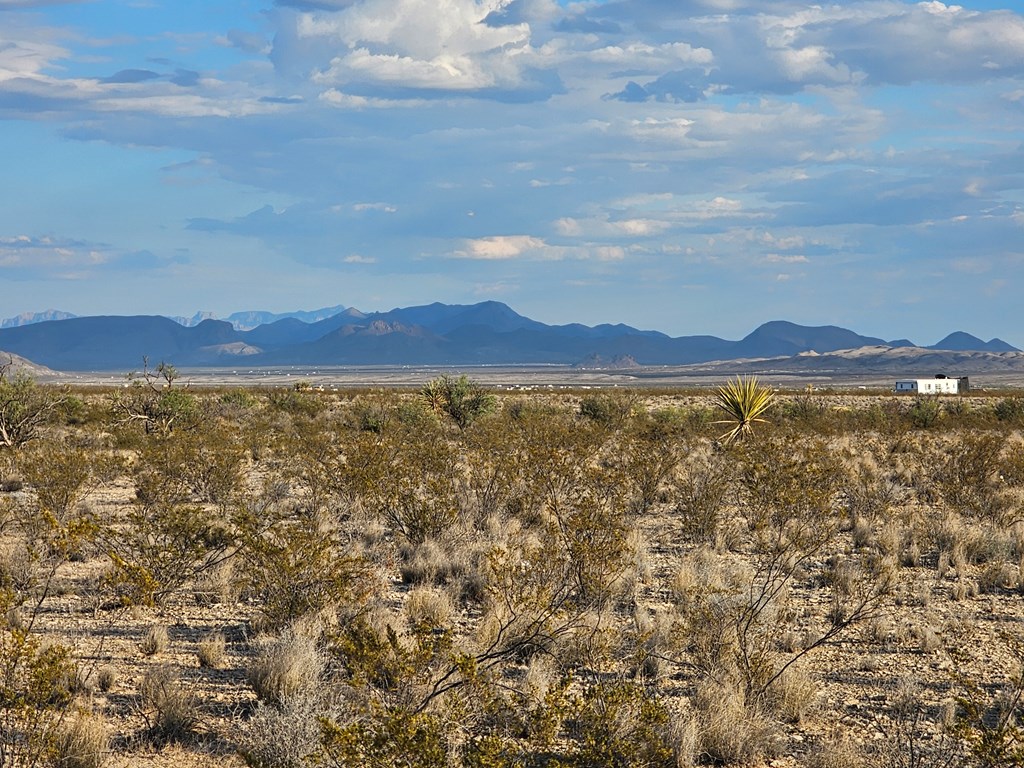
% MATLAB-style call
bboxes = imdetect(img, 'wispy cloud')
[0,235,184,280]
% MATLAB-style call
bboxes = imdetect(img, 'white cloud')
[455,235,548,260]
[352,202,396,213]
[452,235,626,261]
[0,27,67,81]
[293,0,533,91]
[628,117,695,144]
[473,280,518,295]
[951,257,990,274]
[552,215,673,238]
[0,235,179,279]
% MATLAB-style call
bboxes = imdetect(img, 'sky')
[1,0,1023,345]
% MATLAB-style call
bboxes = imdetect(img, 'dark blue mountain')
[929,332,1019,353]
[0,301,1018,370]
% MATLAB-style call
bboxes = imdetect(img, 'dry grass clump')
[765,663,820,724]
[978,561,1020,594]
[665,712,699,768]
[951,578,980,601]
[805,732,867,768]
[851,516,875,550]
[670,546,748,605]
[398,538,469,585]
[247,622,325,705]
[194,560,242,605]
[632,606,677,682]
[694,681,780,765]
[95,665,117,692]
[54,712,109,768]
[139,666,198,742]
[140,624,169,656]
[197,631,227,669]
[404,586,454,630]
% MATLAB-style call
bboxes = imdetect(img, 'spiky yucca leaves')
[713,376,774,443]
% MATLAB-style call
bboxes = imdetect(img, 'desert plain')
[4,369,1024,767]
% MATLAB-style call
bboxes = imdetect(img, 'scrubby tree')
[0,359,69,450]
[110,358,199,436]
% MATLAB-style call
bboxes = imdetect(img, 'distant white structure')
[895,376,969,395]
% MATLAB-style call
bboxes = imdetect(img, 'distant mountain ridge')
[165,304,348,330]
[927,332,1017,353]
[0,301,1018,371]
[1,310,77,328]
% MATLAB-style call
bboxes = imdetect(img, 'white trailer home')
[894,376,969,395]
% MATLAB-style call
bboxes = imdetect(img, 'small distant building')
[895,375,970,395]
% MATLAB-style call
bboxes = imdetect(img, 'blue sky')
[2,0,1023,345]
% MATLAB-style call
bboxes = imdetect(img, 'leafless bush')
[672,445,731,543]
[237,694,325,768]
[933,431,1009,521]
[874,677,964,768]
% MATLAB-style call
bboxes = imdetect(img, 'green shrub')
[321,705,449,768]
[0,362,70,450]
[420,375,495,431]
[994,397,1024,424]
[577,391,636,429]
[908,396,942,428]
[566,681,677,767]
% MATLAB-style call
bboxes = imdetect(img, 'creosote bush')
[420,374,495,430]
[0,360,71,450]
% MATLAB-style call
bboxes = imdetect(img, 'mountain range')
[1,305,347,332]
[0,301,1018,372]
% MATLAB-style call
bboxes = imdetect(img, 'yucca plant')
[713,375,774,443]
